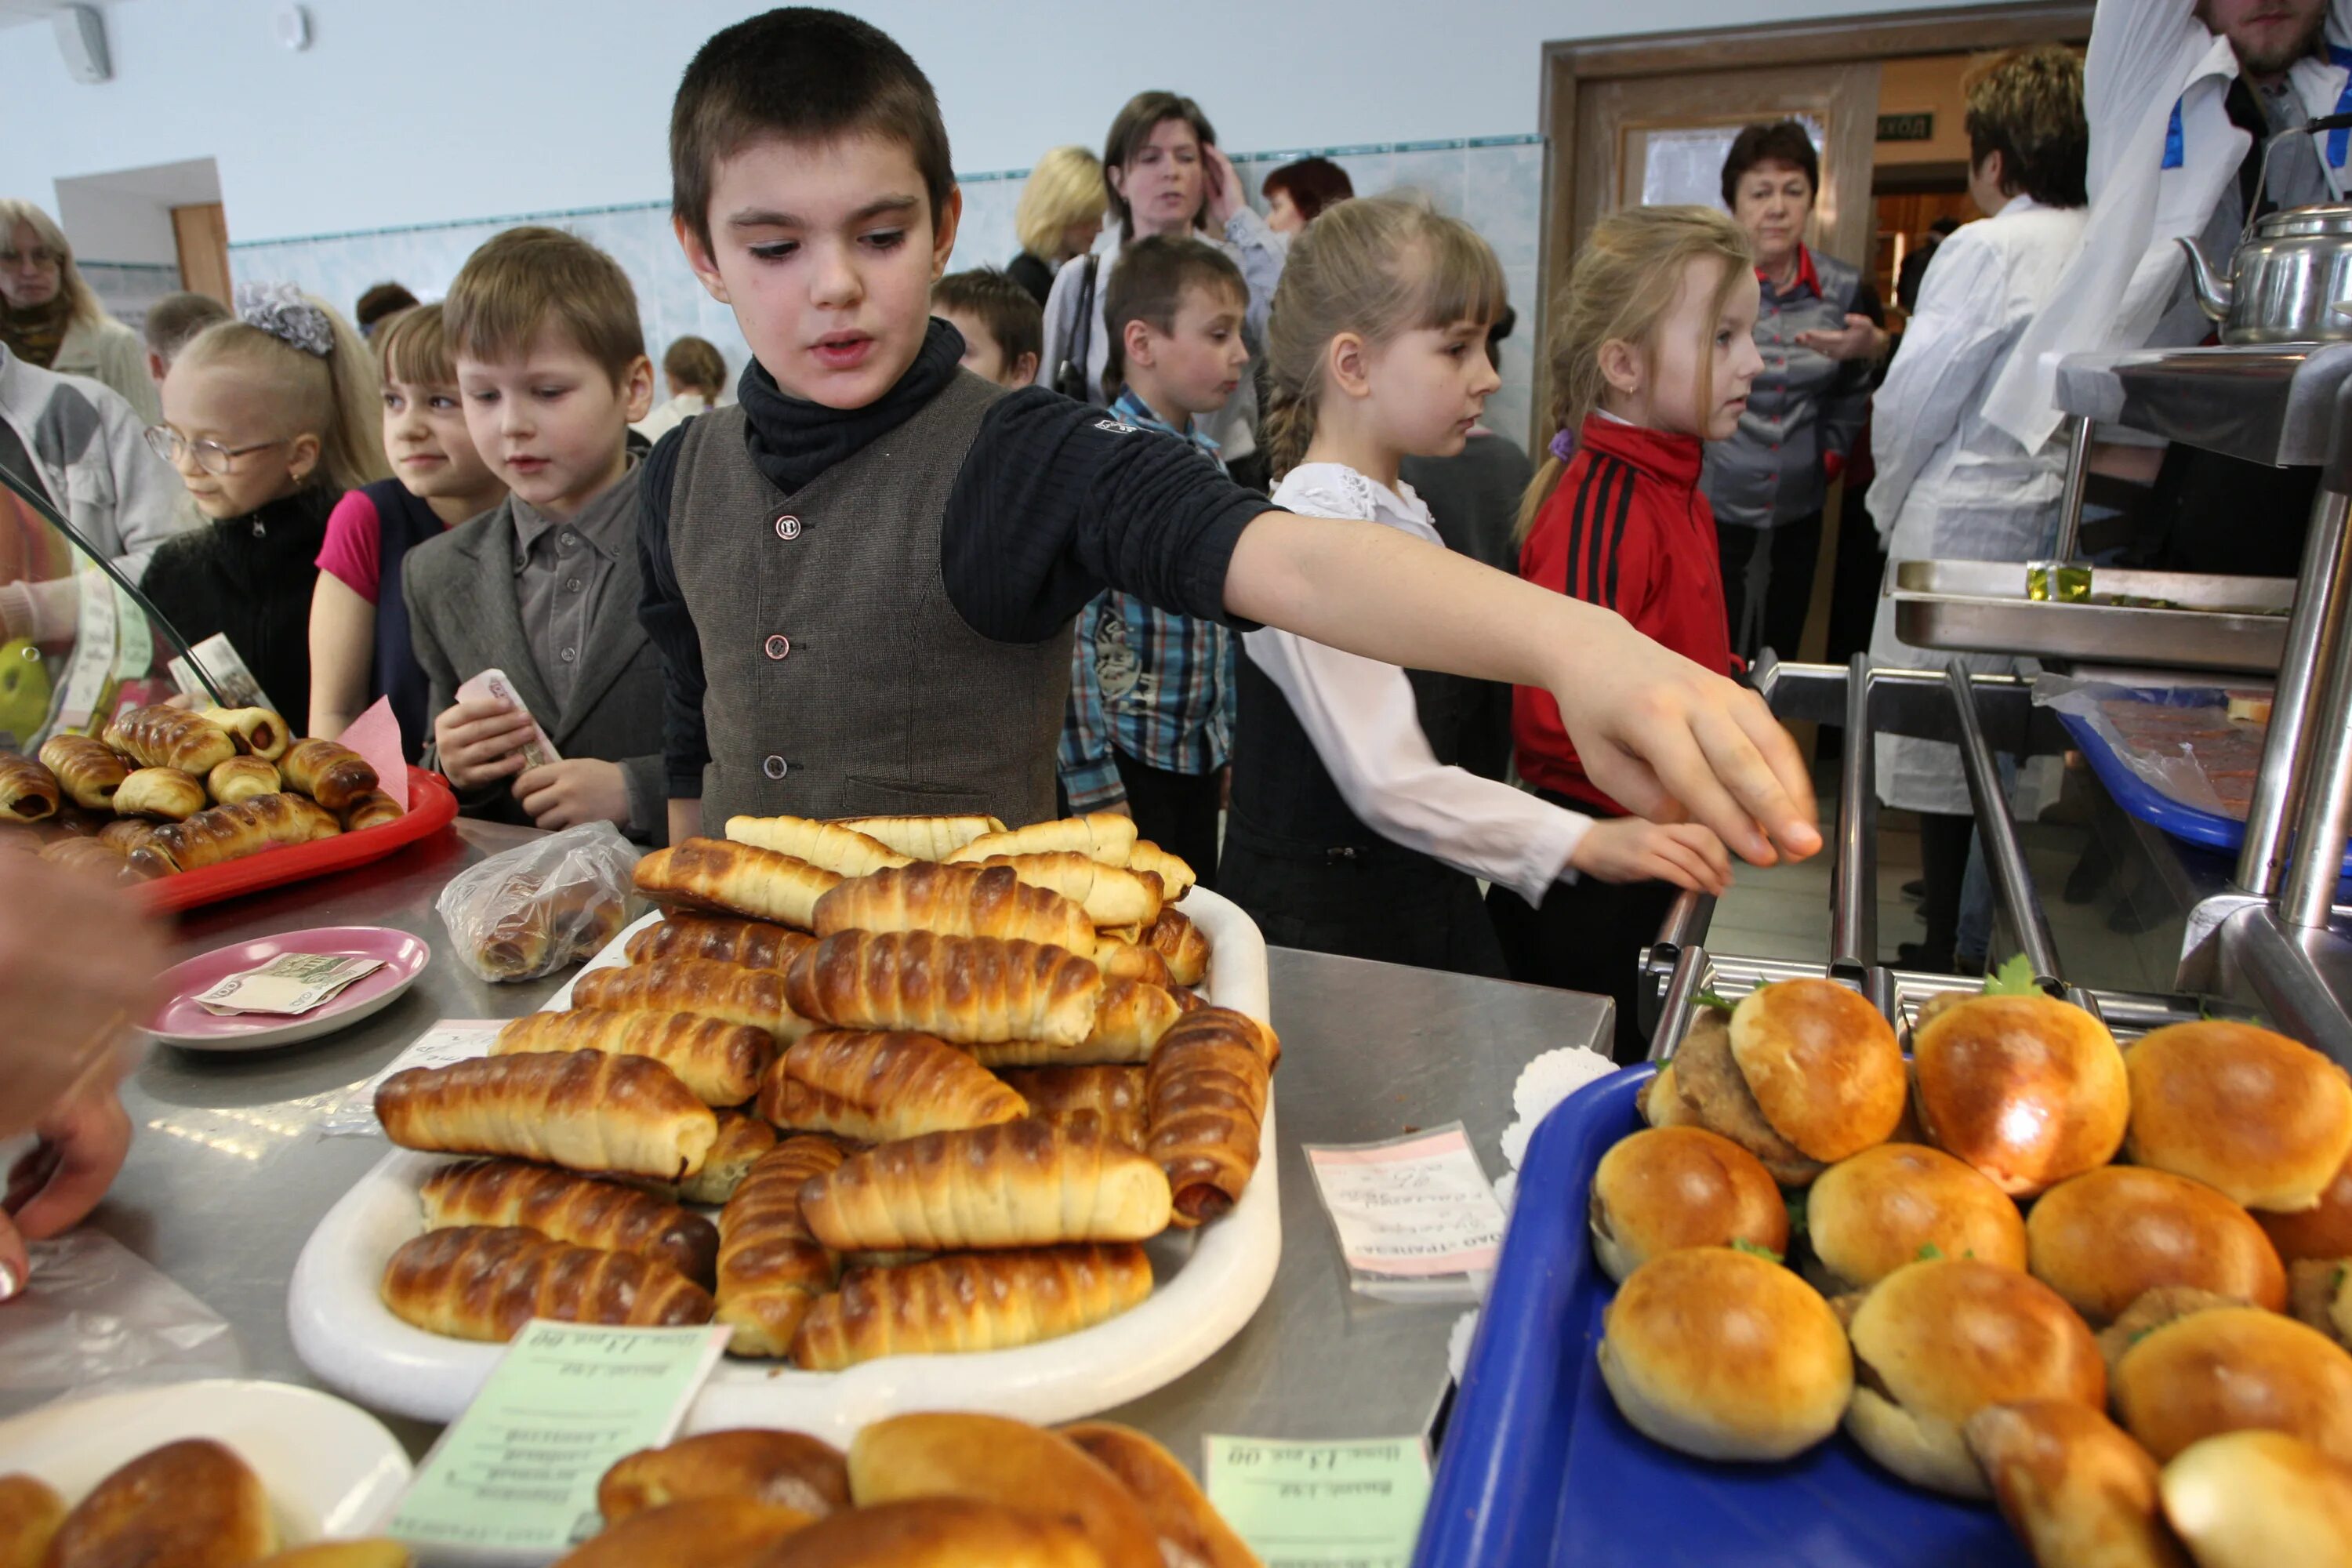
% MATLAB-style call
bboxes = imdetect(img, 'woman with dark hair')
[1704,121,1886,667]
[1036,90,1287,485]
[1867,45,2089,974]
[1261,156,1355,234]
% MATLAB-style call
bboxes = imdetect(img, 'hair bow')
[1548,426,1578,463]
[234,281,334,358]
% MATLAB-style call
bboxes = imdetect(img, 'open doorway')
[52,157,227,331]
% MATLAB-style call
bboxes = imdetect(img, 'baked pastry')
[339,789,405,831]
[114,765,208,820]
[1844,1258,2106,1497]
[376,1051,718,1181]
[752,1497,1101,1568]
[1715,978,1906,1163]
[104,705,237,773]
[470,880,623,980]
[1124,840,1196,902]
[717,1136,846,1356]
[1598,1247,1852,1461]
[1657,1009,1823,1185]
[132,793,341,873]
[96,816,156,855]
[0,754,56,824]
[493,1007,774,1106]
[802,1120,1171,1251]
[2288,1259,2352,1348]
[1590,1127,1789,1283]
[963,852,1162,928]
[635,837,844,930]
[2158,1429,2352,1567]
[44,1438,274,1568]
[206,754,281,805]
[383,1225,712,1341]
[1805,1142,2027,1294]
[419,1157,719,1285]
[813,862,1096,957]
[204,706,290,760]
[1963,1400,2188,1568]
[785,931,1101,1047]
[551,1498,810,1568]
[37,735,125,811]
[725,814,912,876]
[627,914,814,971]
[1144,907,1210,987]
[249,1543,413,1567]
[0,1474,64,1568]
[38,837,132,880]
[1059,1422,1261,1568]
[573,957,810,1047]
[1093,938,1174,988]
[2258,1149,2352,1265]
[1912,993,2129,1196]
[946,811,1138,867]
[760,1029,1026,1143]
[996,1067,1148,1152]
[2125,1021,2352,1213]
[790,1244,1154,1369]
[681,1110,779,1206]
[1145,1007,1272,1227]
[833,814,1004,861]
[2027,1165,2285,1322]
[2114,1305,2352,1463]
[599,1429,850,1522]
[281,736,379,810]
[847,1413,1160,1568]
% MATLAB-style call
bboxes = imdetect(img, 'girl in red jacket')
[1490,205,1762,1061]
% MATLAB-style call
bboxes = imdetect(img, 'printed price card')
[1303,1123,1506,1279]
[1204,1435,1431,1568]
[390,1320,728,1556]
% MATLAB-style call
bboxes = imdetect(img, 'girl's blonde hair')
[0,199,103,325]
[1015,146,1109,260]
[1515,205,1753,542]
[1261,196,1506,481]
[176,290,390,493]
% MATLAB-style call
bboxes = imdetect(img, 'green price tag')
[1203,1434,1432,1568]
[389,1319,729,1555]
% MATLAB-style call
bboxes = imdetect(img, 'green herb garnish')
[1731,1238,1784,1263]
[1981,955,2040,997]
[1695,991,1737,1014]
[1915,1243,1945,1261]
[1785,1192,1809,1240]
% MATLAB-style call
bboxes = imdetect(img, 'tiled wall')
[228,132,1548,446]
[78,260,185,335]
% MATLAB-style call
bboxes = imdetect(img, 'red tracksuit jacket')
[1515,414,1736,815]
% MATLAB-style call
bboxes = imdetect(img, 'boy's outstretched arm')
[1223,512,1820,867]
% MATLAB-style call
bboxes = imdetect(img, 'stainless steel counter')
[85,822,1610,1459]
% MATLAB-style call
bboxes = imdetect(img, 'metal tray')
[1890,560,2293,673]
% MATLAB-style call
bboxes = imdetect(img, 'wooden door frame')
[1528,2,2092,448]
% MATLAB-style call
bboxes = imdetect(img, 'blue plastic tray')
[1414,1067,2030,1568]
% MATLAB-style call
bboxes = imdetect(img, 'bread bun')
[2159,1429,2352,1568]
[846,1413,1158,1568]
[1597,1247,1851,1461]
[2114,1306,2352,1464]
[2259,1148,2352,1263]
[1913,993,2127,1196]
[1844,1258,2105,1497]
[1589,1127,1789,1283]
[550,1497,813,1568]
[1666,1009,1825,1186]
[1058,1423,1260,1568]
[1806,1142,2026,1294]
[1639,1062,1698,1129]
[2027,1166,2285,1323]
[251,1544,413,1568]
[0,1474,64,1568]
[600,1429,850,1523]
[749,1497,1102,1567]
[2125,1022,2352,1213]
[2285,1259,2351,1348]
[1727,978,1906,1161]
[45,1439,275,1568]
[1963,1400,2190,1568]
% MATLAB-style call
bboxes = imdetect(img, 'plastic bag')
[0,1229,243,1417]
[2034,675,2262,821]
[435,821,639,982]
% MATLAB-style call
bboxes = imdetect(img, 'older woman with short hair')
[1008,146,1109,307]
[0,198,158,423]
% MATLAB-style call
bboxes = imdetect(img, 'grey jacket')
[403,475,667,842]
[1702,246,1875,530]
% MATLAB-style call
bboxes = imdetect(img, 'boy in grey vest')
[638,6,1821,873]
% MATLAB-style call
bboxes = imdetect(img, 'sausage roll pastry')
[1094,938,1173,988]
[784,931,1100,1047]
[678,1109,779,1206]
[0,753,57,823]
[419,1157,719,1286]
[942,811,1138,868]
[376,1051,717,1181]
[103,705,236,773]
[789,1244,1153,1370]
[202,706,290,760]
[964,852,1162,929]
[812,862,1095,958]
[832,814,1004,862]
[994,1067,1148,1153]
[758,1029,1026,1144]
[633,837,843,931]
[1145,907,1211,989]
[114,766,207,820]
[717,1136,847,1356]
[572,957,809,1047]
[1124,841,1196,902]
[799,1120,1171,1253]
[626,914,814,972]
[206,754,281,805]
[724,814,912,877]
[1145,1007,1272,1228]
[494,1006,774,1107]
[131,792,339,873]
[281,737,379,811]
[380,1225,711,1341]
[339,789,405,831]
[38,735,122,811]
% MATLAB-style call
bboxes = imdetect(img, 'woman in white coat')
[1868,45,2090,973]
[0,201,158,426]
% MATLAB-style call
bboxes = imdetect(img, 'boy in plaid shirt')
[1058,238,1249,884]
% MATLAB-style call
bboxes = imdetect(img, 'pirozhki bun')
[2027,1166,2285,1323]
[1589,1127,1789,1284]
[2114,1306,2352,1465]
[1843,1258,2105,1497]
[2287,1260,2352,1351]
[1964,1399,2188,1568]
[2160,1429,2352,1568]
[1805,1142,2025,1294]
[1597,1248,1850,1462]
[1726,978,1906,1163]
[1911,993,2127,1197]
[2260,1148,2352,1263]
[1661,1009,1824,1185]
[2125,1022,2352,1214]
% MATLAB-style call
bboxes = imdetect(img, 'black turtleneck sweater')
[638,318,1274,797]
[140,485,336,726]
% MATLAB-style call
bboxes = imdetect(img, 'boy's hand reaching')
[1570,818,1732,896]
[514,758,631,833]
[436,697,539,789]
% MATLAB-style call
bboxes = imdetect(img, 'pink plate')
[146,926,431,1053]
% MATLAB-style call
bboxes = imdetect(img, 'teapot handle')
[2243,115,2352,247]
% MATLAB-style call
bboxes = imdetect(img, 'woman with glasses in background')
[0,200,160,425]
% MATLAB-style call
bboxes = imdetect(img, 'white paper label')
[1304,1123,1506,1278]
[361,1019,505,1094]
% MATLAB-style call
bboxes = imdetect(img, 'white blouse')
[1250,463,1589,905]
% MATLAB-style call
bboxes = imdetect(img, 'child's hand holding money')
[513,758,633,833]
[435,695,544,789]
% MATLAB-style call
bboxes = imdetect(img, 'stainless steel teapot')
[2177,111,2352,345]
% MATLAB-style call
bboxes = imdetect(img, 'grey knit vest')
[668,371,1073,827]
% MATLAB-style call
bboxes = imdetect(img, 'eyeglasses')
[0,246,60,270]
[143,426,288,476]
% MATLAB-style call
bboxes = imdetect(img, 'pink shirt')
[318,488,387,603]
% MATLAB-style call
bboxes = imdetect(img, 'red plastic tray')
[137,767,459,913]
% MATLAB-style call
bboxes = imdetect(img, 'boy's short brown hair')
[671,7,955,253]
[375,300,455,387]
[662,335,728,395]
[143,291,231,361]
[1102,235,1245,400]
[932,269,1043,372]
[443,226,646,383]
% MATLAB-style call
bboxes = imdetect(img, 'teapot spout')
[2176,235,2234,323]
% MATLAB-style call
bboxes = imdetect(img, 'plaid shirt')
[1057,390,1238,808]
